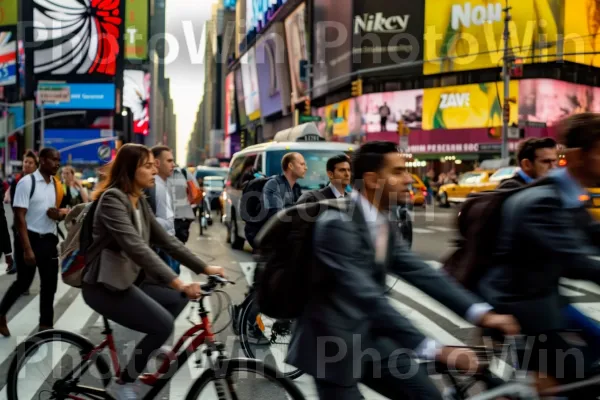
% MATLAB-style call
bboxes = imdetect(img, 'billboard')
[240,47,261,121]
[125,0,149,60]
[0,30,16,86]
[519,79,600,127]
[0,0,17,27]
[352,0,424,76]
[356,89,424,132]
[255,23,291,118]
[285,3,308,104]
[123,70,150,135]
[313,0,353,98]
[33,0,124,78]
[41,83,116,110]
[45,129,116,165]
[564,0,600,66]
[225,72,237,135]
[234,67,247,127]
[422,81,519,130]
[316,98,361,139]
[246,0,288,35]
[424,0,562,74]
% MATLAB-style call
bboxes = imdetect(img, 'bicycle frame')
[62,298,220,400]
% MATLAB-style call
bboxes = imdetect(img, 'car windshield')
[196,168,228,180]
[204,177,225,190]
[266,149,352,190]
[458,172,485,185]
[489,167,518,182]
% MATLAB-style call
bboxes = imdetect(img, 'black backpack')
[253,198,348,319]
[443,177,552,291]
[240,176,272,224]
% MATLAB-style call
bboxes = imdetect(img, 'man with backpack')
[262,141,519,399]
[0,148,66,336]
[243,152,305,249]
[476,113,600,391]
[497,137,558,189]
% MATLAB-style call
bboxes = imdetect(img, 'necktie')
[375,219,389,264]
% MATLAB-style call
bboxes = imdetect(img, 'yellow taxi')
[586,188,600,220]
[410,174,427,206]
[438,166,518,207]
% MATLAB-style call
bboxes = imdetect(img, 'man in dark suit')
[497,137,558,189]
[297,154,351,204]
[287,141,520,399]
[0,187,12,271]
[479,113,600,387]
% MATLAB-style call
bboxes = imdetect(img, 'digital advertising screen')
[123,70,150,135]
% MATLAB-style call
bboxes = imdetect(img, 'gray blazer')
[83,188,207,290]
[286,197,481,386]
[478,182,600,334]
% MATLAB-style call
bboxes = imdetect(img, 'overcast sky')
[165,0,216,164]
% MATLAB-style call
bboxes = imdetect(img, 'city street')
[1,205,600,399]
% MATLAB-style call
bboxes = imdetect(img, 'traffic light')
[397,121,410,136]
[351,78,363,97]
[503,102,510,122]
[304,98,311,116]
[511,57,523,77]
[488,126,501,138]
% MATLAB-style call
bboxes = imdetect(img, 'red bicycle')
[6,275,304,400]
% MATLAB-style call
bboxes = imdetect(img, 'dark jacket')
[296,186,337,204]
[0,188,11,256]
[478,175,600,335]
[287,197,482,386]
[496,173,529,190]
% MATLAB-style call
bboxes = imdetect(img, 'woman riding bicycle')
[81,144,224,400]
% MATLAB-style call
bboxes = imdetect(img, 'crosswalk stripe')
[427,226,456,232]
[0,280,71,368]
[561,278,600,297]
[570,303,600,322]
[413,228,435,234]
[239,262,256,286]
[0,293,95,400]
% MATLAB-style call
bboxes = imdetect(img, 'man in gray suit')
[287,141,520,399]
[478,113,600,387]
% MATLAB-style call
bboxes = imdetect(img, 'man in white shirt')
[0,148,66,336]
[145,146,179,273]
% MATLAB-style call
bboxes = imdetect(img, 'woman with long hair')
[81,144,224,400]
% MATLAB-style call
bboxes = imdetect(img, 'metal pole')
[5,110,86,139]
[3,106,8,177]
[501,1,511,159]
[40,103,45,150]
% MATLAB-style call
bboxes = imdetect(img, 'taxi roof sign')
[273,123,325,143]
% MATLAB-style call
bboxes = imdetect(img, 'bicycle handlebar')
[200,275,235,294]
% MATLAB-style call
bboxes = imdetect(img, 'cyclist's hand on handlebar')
[479,311,521,336]
[204,265,225,278]
[183,282,203,299]
[437,346,481,373]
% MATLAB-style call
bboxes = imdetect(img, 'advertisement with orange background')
[424,0,562,75]
[422,81,519,130]
[564,0,600,67]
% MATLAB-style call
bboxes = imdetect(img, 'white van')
[223,123,357,250]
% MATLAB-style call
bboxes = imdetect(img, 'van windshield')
[266,150,352,191]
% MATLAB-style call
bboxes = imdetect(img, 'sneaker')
[108,379,144,400]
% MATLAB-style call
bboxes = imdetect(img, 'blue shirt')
[549,168,589,209]
[517,169,534,184]
[263,174,302,212]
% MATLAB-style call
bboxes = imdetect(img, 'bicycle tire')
[7,329,113,400]
[184,358,305,400]
[239,294,303,380]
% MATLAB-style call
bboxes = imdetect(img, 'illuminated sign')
[246,0,288,34]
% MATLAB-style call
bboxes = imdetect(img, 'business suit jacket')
[0,188,11,256]
[286,197,481,386]
[83,188,207,290]
[478,180,600,335]
[296,186,338,204]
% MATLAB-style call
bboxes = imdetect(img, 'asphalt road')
[0,204,600,399]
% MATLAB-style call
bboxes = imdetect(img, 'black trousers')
[12,225,23,270]
[0,231,59,326]
[82,281,188,383]
[315,353,443,400]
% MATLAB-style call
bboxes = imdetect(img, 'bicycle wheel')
[239,294,303,380]
[7,330,112,400]
[185,358,305,400]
